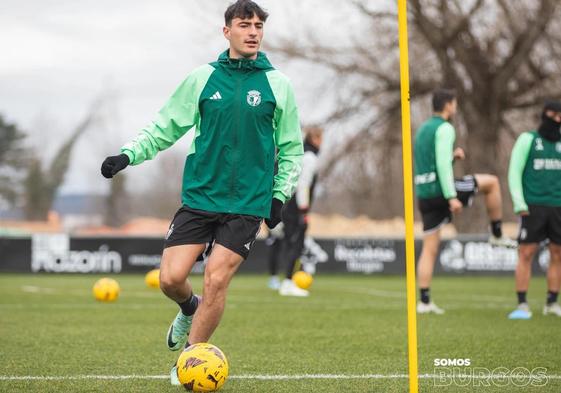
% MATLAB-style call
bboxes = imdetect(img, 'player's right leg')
[416,197,450,314]
[160,206,215,350]
[510,205,548,319]
[417,228,444,314]
[509,243,538,319]
[160,244,206,350]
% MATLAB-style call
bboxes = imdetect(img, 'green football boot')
[166,295,200,351]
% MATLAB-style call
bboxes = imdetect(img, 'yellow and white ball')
[177,343,229,392]
[292,271,313,290]
[145,268,160,289]
[92,277,120,302]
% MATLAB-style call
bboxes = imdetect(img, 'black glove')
[101,153,130,178]
[265,198,284,229]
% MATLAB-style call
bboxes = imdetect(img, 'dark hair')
[225,0,269,26]
[432,89,457,112]
[543,100,561,113]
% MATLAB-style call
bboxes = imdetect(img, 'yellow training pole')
[397,0,419,392]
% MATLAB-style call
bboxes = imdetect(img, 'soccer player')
[507,101,561,319]
[414,89,516,314]
[266,222,284,290]
[100,0,303,381]
[264,160,284,290]
[278,125,323,297]
[265,214,284,291]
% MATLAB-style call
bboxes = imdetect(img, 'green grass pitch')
[1,273,560,392]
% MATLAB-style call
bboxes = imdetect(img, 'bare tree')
[23,102,100,220]
[129,152,184,219]
[408,0,561,171]
[267,0,561,230]
[104,172,129,227]
[0,115,28,209]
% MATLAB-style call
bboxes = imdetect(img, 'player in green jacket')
[507,101,561,319]
[101,0,303,381]
[415,89,516,314]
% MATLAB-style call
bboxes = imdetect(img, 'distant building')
[52,193,105,230]
[0,193,106,232]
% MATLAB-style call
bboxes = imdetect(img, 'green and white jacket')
[508,131,561,213]
[121,50,304,218]
[414,116,457,200]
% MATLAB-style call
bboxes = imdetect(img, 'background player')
[278,125,323,297]
[415,89,516,314]
[508,100,561,319]
[266,219,284,290]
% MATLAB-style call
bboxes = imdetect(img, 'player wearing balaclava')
[508,100,561,319]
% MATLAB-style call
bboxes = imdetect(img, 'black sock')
[491,220,502,238]
[547,291,559,305]
[178,294,199,316]
[517,291,527,304]
[420,288,430,304]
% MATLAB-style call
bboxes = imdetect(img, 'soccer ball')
[92,278,120,302]
[292,271,313,289]
[145,269,160,289]
[177,343,229,392]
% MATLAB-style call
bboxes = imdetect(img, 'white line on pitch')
[21,285,55,294]
[1,374,561,381]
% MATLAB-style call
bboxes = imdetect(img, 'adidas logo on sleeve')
[210,91,222,100]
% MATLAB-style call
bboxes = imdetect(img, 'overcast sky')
[0,0,366,195]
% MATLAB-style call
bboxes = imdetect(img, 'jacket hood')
[217,50,274,71]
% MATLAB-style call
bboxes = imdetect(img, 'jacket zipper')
[229,74,242,211]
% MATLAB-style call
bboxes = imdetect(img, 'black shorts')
[418,175,478,233]
[164,205,262,259]
[518,205,561,245]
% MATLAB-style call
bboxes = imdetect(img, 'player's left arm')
[435,122,457,199]
[271,78,304,203]
[508,132,533,214]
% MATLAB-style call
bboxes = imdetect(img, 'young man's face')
[445,99,458,117]
[311,133,323,148]
[545,110,561,123]
[223,15,264,59]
